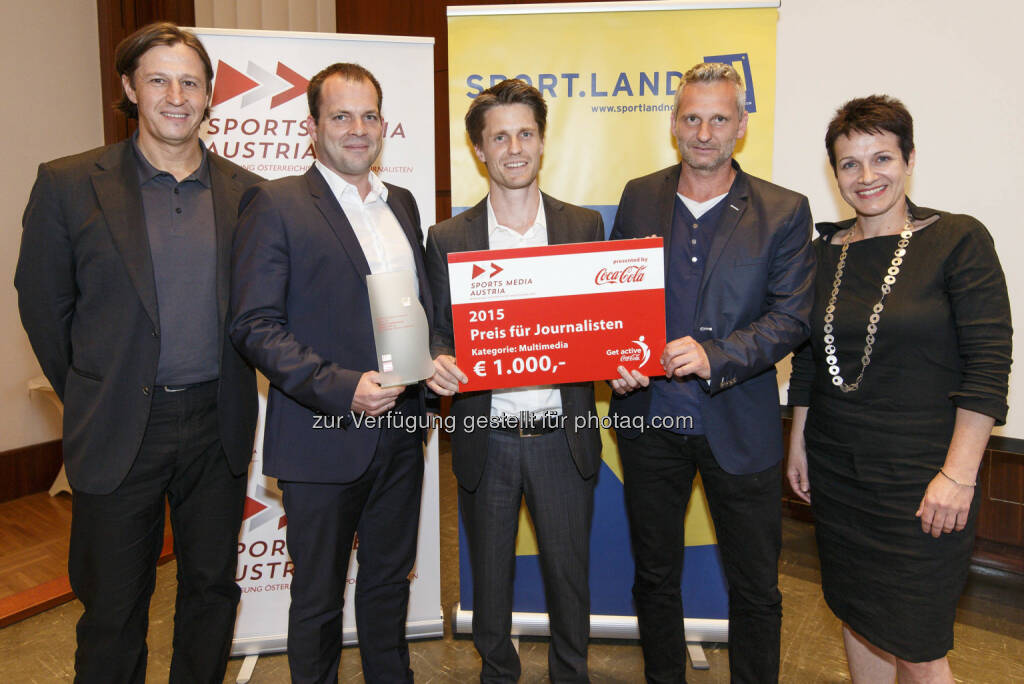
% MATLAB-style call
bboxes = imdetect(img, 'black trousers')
[460,429,595,683]
[280,416,424,684]
[68,381,247,684]
[619,430,782,684]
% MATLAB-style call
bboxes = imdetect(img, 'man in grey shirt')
[16,23,260,682]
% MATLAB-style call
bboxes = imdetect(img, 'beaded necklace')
[823,216,913,392]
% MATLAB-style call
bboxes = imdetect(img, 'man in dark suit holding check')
[609,62,815,683]
[230,63,432,683]
[426,79,602,683]
[15,23,259,683]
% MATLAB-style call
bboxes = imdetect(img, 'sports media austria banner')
[447,1,779,642]
[192,28,441,656]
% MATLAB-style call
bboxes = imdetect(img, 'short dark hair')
[115,22,214,120]
[307,63,383,123]
[465,78,547,148]
[825,95,914,172]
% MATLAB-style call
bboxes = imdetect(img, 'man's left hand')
[661,336,710,380]
[426,354,467,396]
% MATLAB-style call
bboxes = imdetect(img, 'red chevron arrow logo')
[271,62,308,109]
[211,60,260,106]
[241,495,268,521]
[489,263,503,278]
[471,264,486,279]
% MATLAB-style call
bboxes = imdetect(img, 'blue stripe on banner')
[458,460,729,620]
[583,205,618,239]
[449,205,618,240]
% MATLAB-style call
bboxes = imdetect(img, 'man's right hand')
[610,365,650,395]
[426,354,467,396]
[351,371,405,416]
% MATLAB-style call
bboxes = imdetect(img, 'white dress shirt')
[315,161,417,290]
[486,194,564,419]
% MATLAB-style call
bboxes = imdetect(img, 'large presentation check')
[448,238,666,392]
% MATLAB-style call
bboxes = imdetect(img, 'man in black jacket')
[427,79,602,683]
[16,23,259,683]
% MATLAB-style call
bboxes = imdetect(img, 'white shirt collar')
[486,193,546,238]
[315,160,389,204]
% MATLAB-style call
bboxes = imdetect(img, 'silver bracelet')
[939,468,976,487]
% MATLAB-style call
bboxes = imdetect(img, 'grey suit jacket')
[15,140,260,494]
[608,161,815,474]
[426,193,604,491]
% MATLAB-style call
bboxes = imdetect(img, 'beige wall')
[0,1,335,454]
[0,1,104,451]
[194,0,335,31]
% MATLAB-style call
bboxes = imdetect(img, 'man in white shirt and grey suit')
[426,79,603,683]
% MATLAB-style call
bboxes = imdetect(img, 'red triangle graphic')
[211,60,260,107]
[271,62,309,109]
[242,496,268,521]
[471,264,486,279]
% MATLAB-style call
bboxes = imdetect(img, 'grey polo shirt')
[132,136,220,386]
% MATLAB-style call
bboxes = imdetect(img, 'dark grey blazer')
[425,193,604,492]
[609,161,815,474]
[15,140,260,494]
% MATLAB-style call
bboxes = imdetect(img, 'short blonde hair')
[674,62,746,115]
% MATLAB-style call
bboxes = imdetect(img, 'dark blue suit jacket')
[229,166,432,483]
[609,162,814,474]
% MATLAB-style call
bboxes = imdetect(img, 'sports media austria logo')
[211,60,307,109]
[472,263,504,279]
[703,52,756,113]
[204,59,407,169]
[242,483,287,532]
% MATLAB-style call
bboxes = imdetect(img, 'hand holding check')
[427,354,468,396]
[611,335,711,395]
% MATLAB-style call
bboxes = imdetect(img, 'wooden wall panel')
[0,441,63,504]
[97,0,197,144]
[334,0,580,223]
[977,450,1024,546]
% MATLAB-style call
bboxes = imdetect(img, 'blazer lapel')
[306,166,372,278]
[657,165,681,268]
[699,164,749,297]
[92,142,160,331]
[542,193,572,245]
[209,155,244,344]
[462,199,490,252]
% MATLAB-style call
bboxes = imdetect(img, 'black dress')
[789,200,1011,662]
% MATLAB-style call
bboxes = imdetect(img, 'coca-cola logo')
[595,265,646,285]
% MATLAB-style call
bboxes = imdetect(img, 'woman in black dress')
[786,95,1012,682]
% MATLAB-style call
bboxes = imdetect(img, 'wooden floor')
[0,493,73,601]
[2,452,1022,682]
[0,492,173,628]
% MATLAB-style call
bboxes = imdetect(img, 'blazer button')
[142,386,151,396]
[152,329,159,338]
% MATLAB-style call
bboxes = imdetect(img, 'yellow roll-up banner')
[449,1,779,641]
